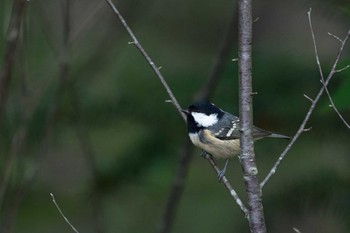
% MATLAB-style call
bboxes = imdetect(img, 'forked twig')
[50,193,79,233]
[261,9,350,188]
[308,9,350,129]
[104,0,248,215]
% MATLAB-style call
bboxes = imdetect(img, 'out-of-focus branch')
[194,12,236,101]
[308,11,350,130]
[261,9,350,188]
[0,0,27,119]
[237,0,267,231]
[157,139,194,233]
[157,11,239,233]
[61,1,105,232]
[104,0,248,228]
[0,0,28,216]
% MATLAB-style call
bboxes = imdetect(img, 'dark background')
[0,0,349,232]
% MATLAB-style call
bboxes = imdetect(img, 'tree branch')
[157,10,240,233]
[0,0,27,119]
[50,193,80,233]
[307,11,350,130]
[104,0,248,222]
[104,0,185,121]
[0,0,28,215]
[261,9,350,188]
[237,0,267,232]
[157,139,194,233]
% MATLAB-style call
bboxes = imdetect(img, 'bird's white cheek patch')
[191,112,218,127]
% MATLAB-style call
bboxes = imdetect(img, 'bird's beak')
[181,109,189,115]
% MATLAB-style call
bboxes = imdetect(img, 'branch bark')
[237,0,267,232]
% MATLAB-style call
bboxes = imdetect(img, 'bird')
[181,101,290,180]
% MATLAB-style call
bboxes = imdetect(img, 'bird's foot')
[200,150,212,159]
[217,159,229,182]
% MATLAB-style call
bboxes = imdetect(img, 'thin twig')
[261,9,350,188]
[328,32,342,43]
[308,9,350,129]
[104,0,185,121]
[293,227,302,233]
[50,193,80,233]
[206,156,249,217]
[104,0,247,217]
[303,94,314,103]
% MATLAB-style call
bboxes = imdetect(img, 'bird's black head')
[188,101,224,116]
[182,101,224,133]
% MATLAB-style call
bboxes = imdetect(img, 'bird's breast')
[188,130,241,159]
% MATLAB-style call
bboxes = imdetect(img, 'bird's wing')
[210,114,241,140]
[210,113,273,140]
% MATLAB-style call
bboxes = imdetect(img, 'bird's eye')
[188,106,197,112]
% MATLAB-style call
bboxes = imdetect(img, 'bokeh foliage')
[0,0,349,233]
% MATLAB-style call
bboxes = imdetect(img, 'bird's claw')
[217,159,229,182]
[200,150,211,158]
[217,170,225,182]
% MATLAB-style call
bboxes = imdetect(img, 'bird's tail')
[268,133,291,140]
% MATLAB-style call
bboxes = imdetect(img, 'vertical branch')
[157,139,194,233]
[237,0,267,232]
[194,12,237,101]
[0,0,28,214]
[0,0,27,119]
[157,11,238,233]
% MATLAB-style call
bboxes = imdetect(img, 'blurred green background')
[0,0,349,232]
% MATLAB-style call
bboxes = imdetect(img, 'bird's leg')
[217,159,229,182]
[200,150,212,159]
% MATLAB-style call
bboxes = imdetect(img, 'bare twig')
[206,157,249,217]
[308,9,350,129]
[334,65,349,73]
[293,227,302,233]
[303,94,314,103]
[261,10,350,188]
[104,0,185,121]
[328,32,342,43]
[104,0,247,218]
[238,0,267,231]
[50,193,80,233]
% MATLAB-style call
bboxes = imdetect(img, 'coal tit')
[182,101,290,179]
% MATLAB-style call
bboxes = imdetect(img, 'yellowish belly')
[189,130,240,159]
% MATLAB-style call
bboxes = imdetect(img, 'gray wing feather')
[208,112,277,140]
[208,113,241,140]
